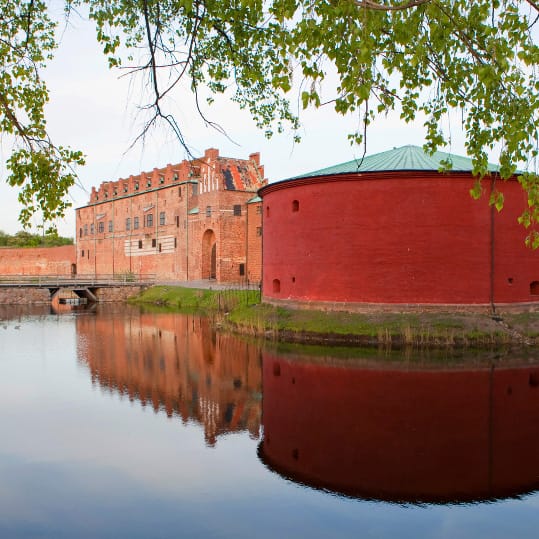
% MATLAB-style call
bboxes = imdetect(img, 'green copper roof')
[188,207,199,215]
[247,195,262,203]
[290,145,500,179]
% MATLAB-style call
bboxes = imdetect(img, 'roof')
[289,145,500,180]
[218,157,263,191]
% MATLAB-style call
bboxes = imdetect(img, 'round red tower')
[259,145,539,308]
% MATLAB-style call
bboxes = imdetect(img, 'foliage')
[3,1,539,243]
[0,229,73,247]
[0,1,85,229]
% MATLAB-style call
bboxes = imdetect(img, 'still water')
[1,304,539,538]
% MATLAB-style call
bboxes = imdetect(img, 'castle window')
[292,200,299,212]
[173,173,179,181]
[98,222,104,233]
[176,216,180,228]
[81,250,85,258]
[531,281,539,295]
[79,228,82,238]
[273,279,280,293]
[174,237,177,248]
[159,243,162,253]
[160,211,166,226]
[90,223,95,234]
[134,182,139,191]
[134,217,139,229]
[192,183,199,196]
[123,185,128,193]
[138,240,142,249]
[84,225,88,236]
[159,176,164,185]
[233,204,242,216]
[206,206,212,217]
[239,263,245,276]
[108,220,113,232]
[87,250,90,259]
[152,238,157,248]
[256,226,262,237]
[256,205,262,214]
[145,213,154,227]
[126,218,131,231]
[266,206,270,217]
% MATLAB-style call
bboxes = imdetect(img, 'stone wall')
[0,288,51,304]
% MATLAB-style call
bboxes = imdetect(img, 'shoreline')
[129,286,539,349]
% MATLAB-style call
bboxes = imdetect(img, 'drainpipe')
[489,175,497,314]
[186,181,190,281]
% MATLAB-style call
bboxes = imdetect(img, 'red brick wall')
[260,172,539,305]
[0,245,76,276]
[246,200,262,283]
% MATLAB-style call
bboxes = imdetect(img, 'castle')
[76,148,264,283]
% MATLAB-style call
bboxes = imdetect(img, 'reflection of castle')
[259,353,539,504]
[76,307,262,445]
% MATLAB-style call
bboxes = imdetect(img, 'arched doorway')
[202,229,217,280]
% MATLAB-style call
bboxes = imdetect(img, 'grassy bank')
[131,285,539,347]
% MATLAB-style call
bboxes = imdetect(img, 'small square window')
[233,205,242,216]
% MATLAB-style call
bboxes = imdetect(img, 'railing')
[0,274,157,286]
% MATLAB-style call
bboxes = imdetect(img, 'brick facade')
[76,148,264,283]
[260,171,539,307]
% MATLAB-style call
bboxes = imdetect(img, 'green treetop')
[2,1,539,244]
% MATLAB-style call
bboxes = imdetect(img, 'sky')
[0,10,470,238]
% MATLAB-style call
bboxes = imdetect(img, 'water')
[1,304,538,538]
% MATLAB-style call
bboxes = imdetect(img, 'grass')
[130,285,539,348]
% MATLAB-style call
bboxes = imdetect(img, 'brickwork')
[0,245,76,276]
[76,148,264,283]
[260,171,539,306]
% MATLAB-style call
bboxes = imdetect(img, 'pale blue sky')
[0,12,466,238]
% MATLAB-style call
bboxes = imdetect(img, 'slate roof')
[289,145,500,180]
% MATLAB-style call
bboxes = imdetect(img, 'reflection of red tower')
[259,353,539,503]
[76,306,262,445]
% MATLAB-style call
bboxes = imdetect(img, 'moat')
[1,304,538,538]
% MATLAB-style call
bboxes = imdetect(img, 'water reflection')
[76,307,262,446]
[258,351,539,504]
